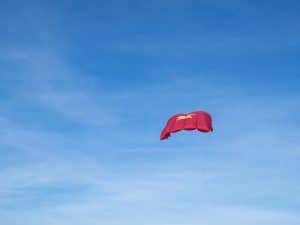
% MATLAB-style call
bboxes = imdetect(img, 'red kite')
[160,111,213,140]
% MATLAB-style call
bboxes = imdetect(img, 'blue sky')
[0,0,300,224]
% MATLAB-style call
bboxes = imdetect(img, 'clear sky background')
[0,0,300,225]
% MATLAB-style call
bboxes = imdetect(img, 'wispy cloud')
[1,48,121,127]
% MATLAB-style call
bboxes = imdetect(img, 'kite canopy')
[160,111,213,140]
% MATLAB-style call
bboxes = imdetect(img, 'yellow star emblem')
[176,114,194,120]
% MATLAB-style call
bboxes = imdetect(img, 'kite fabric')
[160,111,213,140]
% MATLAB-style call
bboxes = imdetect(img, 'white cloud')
[1,48,120,127]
